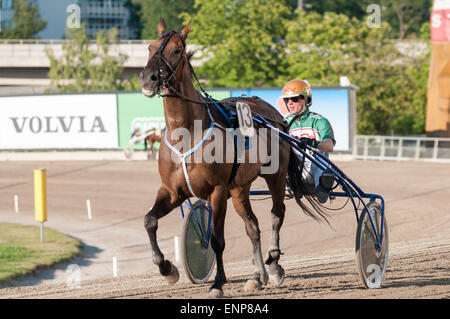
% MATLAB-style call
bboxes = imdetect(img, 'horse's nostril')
[151,75,158,82]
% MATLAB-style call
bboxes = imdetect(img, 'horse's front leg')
[144,186,185,284]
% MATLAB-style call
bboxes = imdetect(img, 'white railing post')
[353,135,450,163]
[363,136,369,160]
[397,138,403,161]
[432,139,439,160]
[414,139,421,159]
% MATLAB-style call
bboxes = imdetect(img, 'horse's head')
[139,18,191,98]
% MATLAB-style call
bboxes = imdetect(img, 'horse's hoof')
[261,272,269,286]
[269,267,285,286]
[244,279,262,292]
[165,262,179,284]
[207,288,223,299]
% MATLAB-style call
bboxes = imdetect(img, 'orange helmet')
[281,79,312,107]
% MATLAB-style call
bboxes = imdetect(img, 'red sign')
[431,0,450,42]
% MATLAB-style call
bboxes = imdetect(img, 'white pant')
[293,149,323,189]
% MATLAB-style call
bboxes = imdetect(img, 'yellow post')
[34,168,47,243]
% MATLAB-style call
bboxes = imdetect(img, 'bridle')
[144,30,288,128]
[145,30,187,95]
[145,30,223,104]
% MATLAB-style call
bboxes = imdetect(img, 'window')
[2,0,13,9]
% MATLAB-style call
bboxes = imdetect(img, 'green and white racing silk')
[285,109,336,158]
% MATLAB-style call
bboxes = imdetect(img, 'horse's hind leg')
[230,184,269,290]
[207,185,228,298]
[263,174,286,286]
[144,186,184,284]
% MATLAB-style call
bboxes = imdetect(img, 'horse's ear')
[157,18,167,37]
[180,20,191,42]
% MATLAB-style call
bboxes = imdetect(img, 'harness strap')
[204,99,242,185]
[228,143,241,185]
[164,114,215,199]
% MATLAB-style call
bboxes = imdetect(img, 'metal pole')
[87,199,92,220]
[380,137,386,161]
[40,222,44,243]
[113,257,118,278]
[14,195,19,213]
[363,136,369,160]
[432,139,439,160]
[174,236,180,264]
[415,139,421,159]
[397,138,403,160]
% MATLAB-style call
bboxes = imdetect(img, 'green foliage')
[302,0,432,39]
[175,1,431,135]
[280,9,430,135]
[281,10,367,86]
[46,26,131,93]
[132,0,196,39]
[0,244,34,261]
[181,0,291,87]
[0,0,47,39]
[303,0,366,20]
[0,223,81,283]
[376,0,432,39]
[124,0,143,39]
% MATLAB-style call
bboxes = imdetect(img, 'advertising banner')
[231,88,351,152]
[117,90,231,150]
[431,0,450,43]
[426,0,450,136]
[0,94,118,149]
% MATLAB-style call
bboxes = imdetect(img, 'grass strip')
[0,223,82,283]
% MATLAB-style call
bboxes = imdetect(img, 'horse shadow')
[0,237,102,289]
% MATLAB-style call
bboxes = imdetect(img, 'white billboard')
[0,94,118,149]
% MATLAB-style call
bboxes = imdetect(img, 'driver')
[281,79,336,204]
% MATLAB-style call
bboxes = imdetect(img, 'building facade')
[0,0,14,31]
[1,0,136,39]
[78,0,133,39]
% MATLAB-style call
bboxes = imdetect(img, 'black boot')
[319,169,335,190]
[315,169,335,204]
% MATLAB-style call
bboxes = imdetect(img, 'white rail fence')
[353,135,450,163]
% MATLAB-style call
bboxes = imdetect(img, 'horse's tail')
[287,147,331,226]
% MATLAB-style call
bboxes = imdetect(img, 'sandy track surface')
[0,158,449,299]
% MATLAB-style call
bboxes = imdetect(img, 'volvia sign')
[0,94,118,149]
[10,116,107,134]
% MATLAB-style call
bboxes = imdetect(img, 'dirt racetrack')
[0,156,449,299]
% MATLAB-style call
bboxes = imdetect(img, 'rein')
[152,30,289,198]
[152,31,287,129]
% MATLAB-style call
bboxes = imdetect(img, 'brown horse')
[138,18,325,298]
[128,128,163,159]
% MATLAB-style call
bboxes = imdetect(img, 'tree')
[376,0,432,39]
[132,0,196,39]
[302,0,366,20]
[0,0,47,39]
[124,0,143,39]
[301,0,432,39]
[181,0,291,87]
[282,9,430,135]
[46,26,130,93]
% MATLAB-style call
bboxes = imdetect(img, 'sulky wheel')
[355,201,389,289]
[181,200,216,284]
[123,146,133,159]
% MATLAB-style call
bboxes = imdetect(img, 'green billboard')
[117,90,231,149]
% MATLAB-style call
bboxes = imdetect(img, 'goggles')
[283,95,305,104]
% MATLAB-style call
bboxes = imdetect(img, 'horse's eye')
[173,49,181,55]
